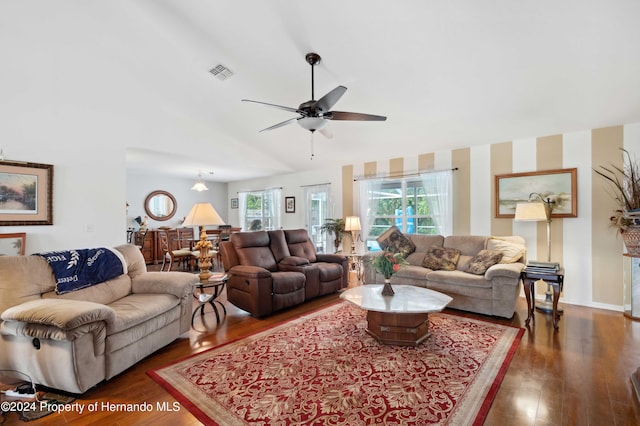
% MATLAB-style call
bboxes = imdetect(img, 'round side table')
[191,274,227,330]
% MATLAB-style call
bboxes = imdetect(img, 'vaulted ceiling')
[4,1,640,182]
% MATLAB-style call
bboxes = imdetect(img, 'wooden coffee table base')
[366,310,430,346]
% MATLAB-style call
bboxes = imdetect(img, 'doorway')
[304,184,331,254]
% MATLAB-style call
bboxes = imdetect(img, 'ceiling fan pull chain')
[310,131,315,160]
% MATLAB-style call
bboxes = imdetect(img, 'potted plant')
[594,148,640,253]
[320,218,347,253]
[372,248,409,296]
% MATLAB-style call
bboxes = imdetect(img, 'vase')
[623,226,640,255]
[382,278,395,296]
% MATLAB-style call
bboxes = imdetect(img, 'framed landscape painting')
[495,168,577,218]
[0,161,53,225]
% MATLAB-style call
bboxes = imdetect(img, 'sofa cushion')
[42,274,132,306]
[422,246,461,271]
[465,249,503,275]
[271,271,306,294]
[316,263,343,282]
[284,229,318,263]
[107,293,180,334]
[487,237,526,263]
[0,255,57,315]
[444,235,487,256]
[377,226,416,257]
[268,230,291,262]
[232,231,278,272]
[407,234,444,253]
[394,264,432,280]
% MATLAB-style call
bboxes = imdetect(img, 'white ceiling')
[7,1,640,182]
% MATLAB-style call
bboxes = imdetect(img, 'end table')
[347,253,365,284]
[191,274,227,330]
[521,267,564,329]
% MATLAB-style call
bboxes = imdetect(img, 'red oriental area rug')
[148,302,523,425]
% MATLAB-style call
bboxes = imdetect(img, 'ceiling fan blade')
[259,117,300,132]
[327,111,387,121]
[315,86,347,112]
[242,99,301,114]
[318,124,333,139]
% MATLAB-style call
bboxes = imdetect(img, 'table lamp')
[514,193,558,313]
[344,216,362,254]
[183,203,225,281]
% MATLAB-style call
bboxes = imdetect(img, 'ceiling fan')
[242,52,387,140]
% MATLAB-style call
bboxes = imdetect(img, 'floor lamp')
[514,193,559,313]
[183,202,225,281]
[344,216,362,254]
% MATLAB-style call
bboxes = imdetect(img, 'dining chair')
[133,229,148,252]
[159,230,193,272]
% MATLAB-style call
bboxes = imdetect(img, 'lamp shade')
[514,202,548,221]
[182,203,225,227]
[344,216,362,231]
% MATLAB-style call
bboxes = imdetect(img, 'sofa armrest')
[280,256,311,266]
[228,265,273,279]
[316,254,347,264]
[484,263,525,280]
[132,271,198,298]
[1,299,115,329]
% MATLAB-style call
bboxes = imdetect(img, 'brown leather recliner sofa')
[219,229,348,317]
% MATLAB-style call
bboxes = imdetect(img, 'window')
[238,188,282,231]
[361,170,452,251]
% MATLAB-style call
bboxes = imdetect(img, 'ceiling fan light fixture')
[297,116,328,132]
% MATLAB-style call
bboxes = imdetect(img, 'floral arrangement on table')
[372,249,408,296]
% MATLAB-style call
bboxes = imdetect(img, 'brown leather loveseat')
[220,229,348,317]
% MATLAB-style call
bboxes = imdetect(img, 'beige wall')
[592,126,624,306]
[490,142,513,237]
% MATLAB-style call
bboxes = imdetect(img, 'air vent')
[209,64,233,81]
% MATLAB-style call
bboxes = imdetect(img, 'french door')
[304,184,331,254]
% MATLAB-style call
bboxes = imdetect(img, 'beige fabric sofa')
[363,234,525,318]
[0,244,198,394]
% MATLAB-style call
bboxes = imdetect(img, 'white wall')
[226,166,343,230]
[0,143,127,254]
[126,171,228,230]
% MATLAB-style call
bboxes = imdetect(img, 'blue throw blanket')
[35,248,127,295]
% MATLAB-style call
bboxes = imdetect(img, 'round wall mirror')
[144,190,177,221]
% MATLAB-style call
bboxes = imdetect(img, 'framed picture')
[0,161,53,225]
[495,168,577,218]
[0,232,26,255]
[285,196,295,213]
[231,198,238,209]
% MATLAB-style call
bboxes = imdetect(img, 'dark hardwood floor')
[3,271,640,425]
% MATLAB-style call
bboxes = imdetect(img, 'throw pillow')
[376,225,416,257]
[486,237,526,263]
[465,249,503,275]
[421,246,461,271]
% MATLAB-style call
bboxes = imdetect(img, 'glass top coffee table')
[341,284,453,346]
